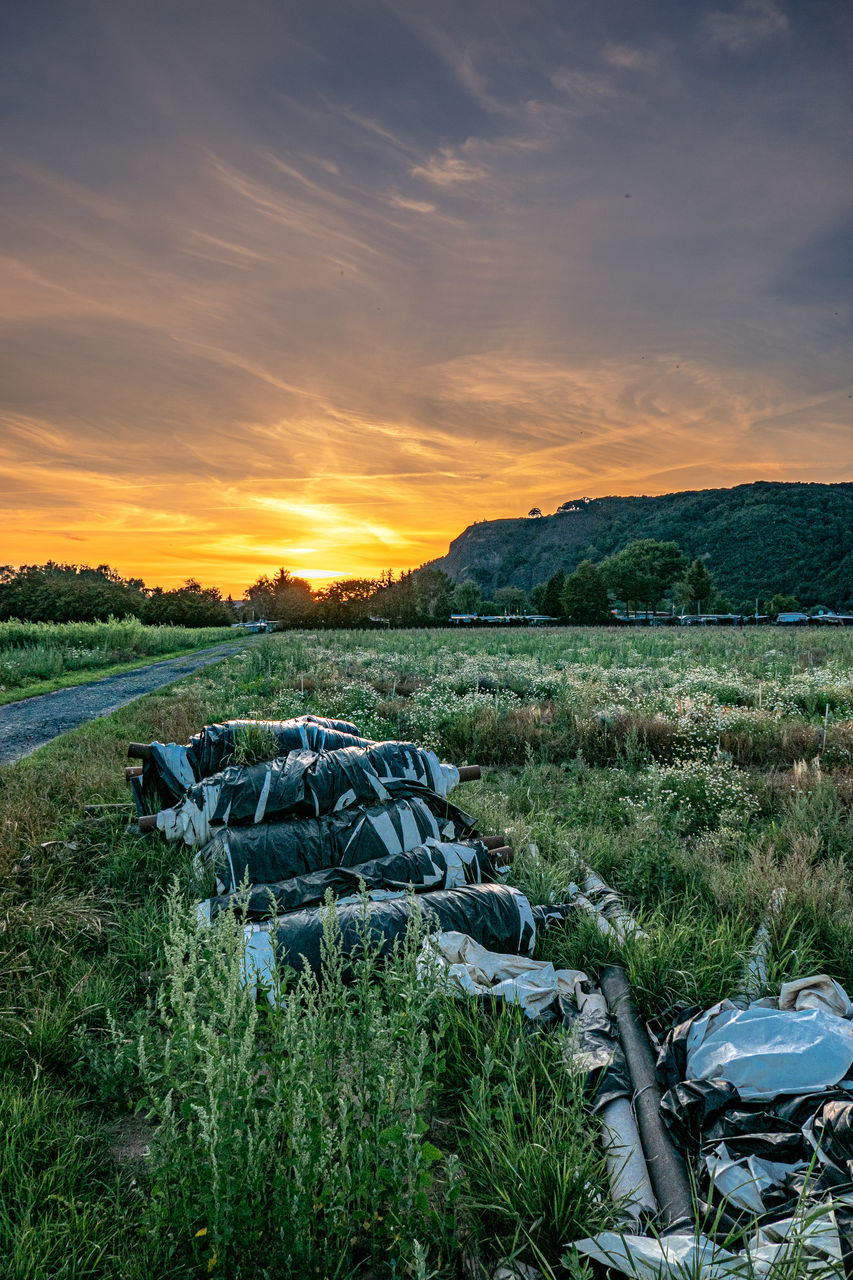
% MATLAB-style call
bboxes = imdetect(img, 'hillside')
[426,482,853,607]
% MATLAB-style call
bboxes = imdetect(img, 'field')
[2,625,853,1278]
[0,619,240,703]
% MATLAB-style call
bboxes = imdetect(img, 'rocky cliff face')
[422,482,853,604]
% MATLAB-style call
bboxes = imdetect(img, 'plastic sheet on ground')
[421,931,586,1018]
[573,1211,848,1278]
[132,716,367,813]
[704,1142,805,1215]
[155,741,461,846]
[655,979,853,1270]
[197,792,478,893]
[779,975,853,1019]
[242,882,536,989]
[683,999,853,1100]
[199,839,496,922]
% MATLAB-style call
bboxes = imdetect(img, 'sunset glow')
[2,1,851,593]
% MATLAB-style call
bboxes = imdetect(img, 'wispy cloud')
[702,0,789,53]
[410,146,488,186]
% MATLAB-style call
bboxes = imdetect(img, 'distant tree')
[413,568,455,622]
[541,570,566,619]
[0,562,144,623]
[495,585,528,615]
[452,580,481,614]
[676,559,716,613]
[561,561,611,624]
[314,578,378,626]
[602,540,687,613]
[770,593,799,615]
[529,581,547,613]
[527,507,543,518]
[142,579,231,627]
[246,568,314,627]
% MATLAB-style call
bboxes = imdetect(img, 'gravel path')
[0,640,256,766]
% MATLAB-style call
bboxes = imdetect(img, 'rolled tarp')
[199,839,498,922]
[601,965,694,1228]
[197,792,480,893]
[130,715,368,813]
[151,742,463,846]
[243,882,536,987]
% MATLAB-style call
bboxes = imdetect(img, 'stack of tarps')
[130,715,369,813]
[198,792,480,894]
[573,972,853,1277]
[149,740,465,847]
[132,715,538,991]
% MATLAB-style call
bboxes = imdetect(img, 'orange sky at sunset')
[2,1,852,594]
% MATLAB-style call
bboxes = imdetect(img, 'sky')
[1,0,851,594]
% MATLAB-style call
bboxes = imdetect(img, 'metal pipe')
[127,743,152,760]
[481,835,506,850]
[600,965,693,1226]
[138,814,158,833]
[125,766,143,779]
[456,765,481,782]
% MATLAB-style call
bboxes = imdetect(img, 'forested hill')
[426,482,853,606]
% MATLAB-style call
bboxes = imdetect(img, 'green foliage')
[677,557,717,612]
[451,580,481,614]
[0,562,145,623]
[561,560,611,623]
[541,569,566,618]
[141,580,232,627]
[602,539,687,611]
[0,564,232,628]
[245,567,313,625]
[135,888,455,1276]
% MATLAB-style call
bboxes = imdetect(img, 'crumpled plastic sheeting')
[779,975,853,1019]
[421,931,587,1019]
[684,1000,853,1100]
[199,840,496,922]
[156,742,460,846]
[132,716,366,813]
[573,1212,848,1278]
[704,1142,805,1215]
[564,990,634,1112]
[573,1231,743,1278]
[243,882,536,986]
[197,792,478,893]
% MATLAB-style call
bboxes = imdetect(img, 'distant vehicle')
[231,620,270,633]
[774,612,810,626]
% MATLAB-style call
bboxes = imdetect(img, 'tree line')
[0,543,804,629]
[0,563,233,626]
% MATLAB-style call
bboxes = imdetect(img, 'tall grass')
[0,618,237,694]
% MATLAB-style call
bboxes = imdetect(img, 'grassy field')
[1,626,852,1278]
[0,619,240,704]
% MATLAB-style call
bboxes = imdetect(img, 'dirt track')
[0,640,255,766]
